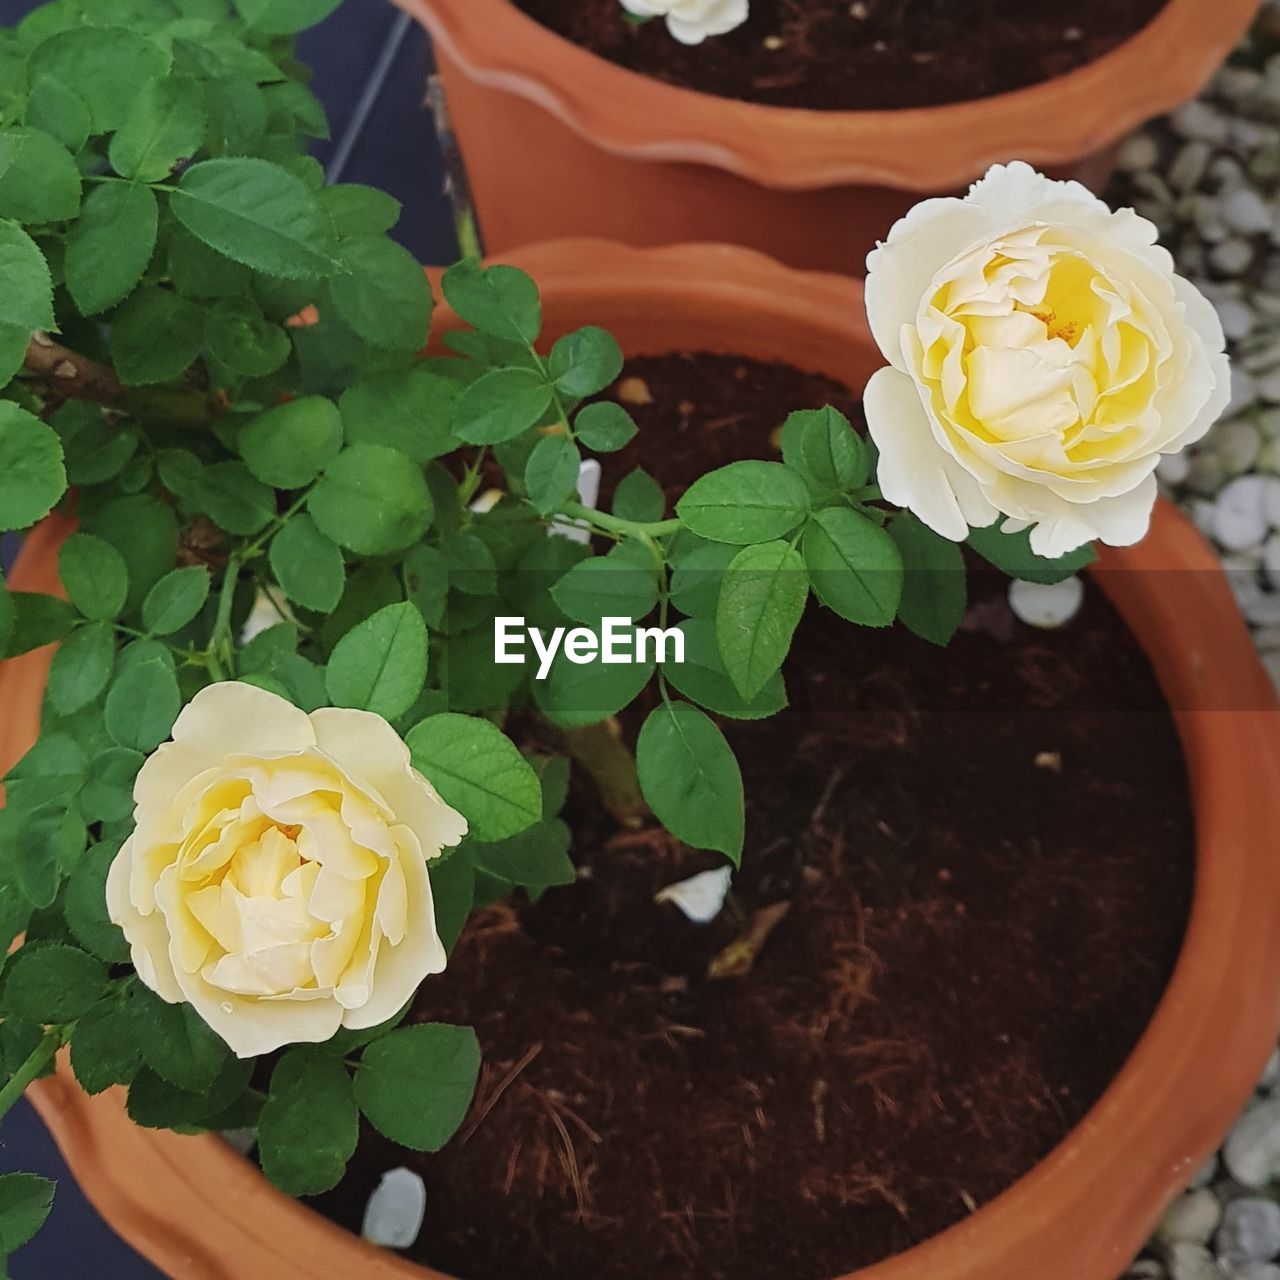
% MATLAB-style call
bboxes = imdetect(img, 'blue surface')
[0,1,455,1274]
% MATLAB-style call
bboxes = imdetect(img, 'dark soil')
[511,0,1171,110]
[312,353,1194,1280]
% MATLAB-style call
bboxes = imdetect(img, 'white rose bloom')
[106,682,467,1058]
[863,162,1230,558]
[621,0,748,44]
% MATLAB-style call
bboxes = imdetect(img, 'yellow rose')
[864,162,1230,558]
[106,682,467,1058]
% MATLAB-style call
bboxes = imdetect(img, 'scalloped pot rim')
[395,0,1260,190]
[3,239,1280,1280]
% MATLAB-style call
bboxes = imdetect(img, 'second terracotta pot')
[3,241,1280,1280]
[398,0,1256,274]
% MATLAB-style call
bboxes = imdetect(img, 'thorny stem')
[558,502,681,543]
[207,552,243,681]
[0,1029,62,1119]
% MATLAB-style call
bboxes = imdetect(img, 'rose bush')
[106,683,466,1058]
[863,162,1230,557]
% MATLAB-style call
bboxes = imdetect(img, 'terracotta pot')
[395,0,1256,274]
[3,240,1280,1280]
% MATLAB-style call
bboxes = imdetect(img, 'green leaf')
[339,366,457,463]
[231,0,344,35]
[59,534,128,621]
[64,839,132,962]
[530,632,656,729]
[524,433,580,516]
[779,406,870,495]
[29,27,170,132]
[454,367,553,445]
[676,461,809,545]
[326,602,428,720]
[193,461,274,536]
[472,818,575,891]
[430,850,474,955]
[321,184,400,237]
[171,157,339,279]
[259,1048,358,1196]
[664,618,785,720]
[0,1174,54,1255]
[132,987,229,1094]
[64,181,158,316]
[0,581,12,658]
[329,236,432,351]
[574,401,637,453]
[269,514,345,612]
[126,1056,251,1130]
[549,326,623,399]
[354,1023,481,1153]
[442,259,540,344]
[25,77,91,152]
[0,127,81,222]
[110,287,203,386]
[310,445,432,556]
[716,540,807,701]
[889,512,967,646]
[1,944,106,1023]
[203,298,290,378]
[142,567,210,636]
[0,222,53,344]
[612,466,664,523]
[0,405,64,534]
[668,538,736,618]
[406,713,541,843]
[240,396,343,489]
[967,522,1097,585]
[109,76,205,183]
[104,659,180,752]
[803,506,903,626]
[78,748,143,826]
[46,622,114,715]
[403,544,447,628]
[70,997,142,1095]
[551,555,659,626]
[636,701,744,864]
[439,531,497,596]
[82,495,178,613]
[0,592,75,659]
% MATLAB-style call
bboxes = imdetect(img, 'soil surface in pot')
[311,353,1194,1280]
[511,0,1169,110]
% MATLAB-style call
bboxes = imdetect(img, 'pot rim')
[6,238,1280,1280]
[397,0,1258,192]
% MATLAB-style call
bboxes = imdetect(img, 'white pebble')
[362,1167,427,1249]
[1213,237,1257,277]
[1008,576,1085,630]
[1225,1099,1280,1188]
[1265,476,1280,527]
[1190,498,1219,537]
[1219,419,1264,474]
[1214,475,1273,549]
[1169,141,1212,193]
[1118,133,1161,172]
[1190,1153,1220,1189]
[1125,1263,1166,1280]
[1166,1242,1218,1280]
[1229,367,1260,417]
[1155,1189,1222,1247]
[1187,452,1226,497]
[1218,297,1257,342]
[1258,368,1280,404]
[1265,651,1280,695]
[1171,101,1230,144]
[1229,1265,1280,1280]
[1224,187,1276,236]
[655,866,733,923]
[1158,451,1192,486]
[1218,1198,1280,1267]
[1261,1049,1280,1093]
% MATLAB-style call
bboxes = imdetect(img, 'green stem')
[0,1030,61,1119]
[558,502,681,542]
[457,448,489,508]
[207,552,243,681]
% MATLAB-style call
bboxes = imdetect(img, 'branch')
[24,332,225,427]
[25,331,124,405]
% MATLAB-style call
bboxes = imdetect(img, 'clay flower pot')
[3,240,1280,1280]
[394,0,1256,274]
